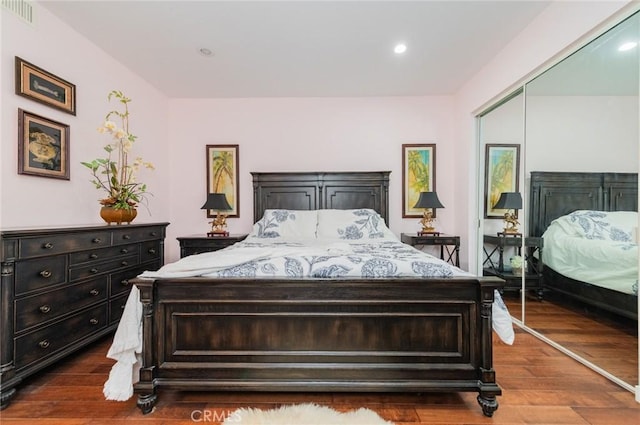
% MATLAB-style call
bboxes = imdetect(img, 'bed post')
[133,279,158,414]
[476,278,502,417]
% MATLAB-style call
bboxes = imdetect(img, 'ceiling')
[39,1,552,98]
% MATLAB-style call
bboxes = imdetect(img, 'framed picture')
[484,144,520,218]
[15,57,76,115]
[18,109,70,180]
[206,144,239,217]
[402,143,436,218]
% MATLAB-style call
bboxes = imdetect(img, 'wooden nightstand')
[401,233,460,267]
[177,234,248,258]
[482,233,543,298]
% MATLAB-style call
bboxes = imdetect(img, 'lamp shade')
[413,192,444,209]
[200,193,232,210]
[493,192,522,210]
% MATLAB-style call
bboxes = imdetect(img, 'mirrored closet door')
[478,10,639,392]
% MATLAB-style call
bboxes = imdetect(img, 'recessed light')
[198,48,214,57]
[394,43,407,54]
[618,41,637,52]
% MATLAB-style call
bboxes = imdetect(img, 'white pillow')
[252,209,318,239]
[554,210,636,242]
[317,209,391,240]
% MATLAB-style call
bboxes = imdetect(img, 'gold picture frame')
[205,144,239,218]
[402,143,436,218]
[15,57,76,115]
[484,144,520,218]
[18,109,70,180]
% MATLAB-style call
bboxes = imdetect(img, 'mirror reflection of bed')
[527,171,638,383]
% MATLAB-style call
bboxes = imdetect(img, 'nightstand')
[177,234,248,258]
[401,233,460,267]
[482,233,543,298]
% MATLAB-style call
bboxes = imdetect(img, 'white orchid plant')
[82,90,154,211]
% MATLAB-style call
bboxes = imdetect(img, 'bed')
[529,171,638,320]
[108,171,508,417]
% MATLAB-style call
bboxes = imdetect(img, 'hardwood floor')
[1,324,639,424]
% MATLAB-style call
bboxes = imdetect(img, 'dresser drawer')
[18,231,111,259]
[14,303,108,371]
[15,276,108,332]
[109,266,148,297]
[15,256,67,295]
[69,254,139,282]
[112,226,164,245]
[109,293,129,324]
[68,243,138,266]
[141,240,161,263]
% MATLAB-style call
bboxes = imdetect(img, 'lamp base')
[207,231,229,237]
[418,231,440,236]
[497,231,522,237]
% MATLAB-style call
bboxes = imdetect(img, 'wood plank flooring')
[1,317,639,424]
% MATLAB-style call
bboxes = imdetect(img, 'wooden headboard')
[529,171,638,237]
[252,171,391,224]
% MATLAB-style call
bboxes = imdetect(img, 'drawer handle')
[121,248,129,254]
[90,268,99,274]
[122,235,131,240]
[121,261,129,266]
[42,243,53,249]
[148,248,156,254]
[39,340,50,349]
[121,279,129,286]
[89,318,99,325]
[40,270,52,278]
[39,305,51,314]
[150,232,157,236]
[92,238,102,243]
[90,253,98,259]
[90,289,100,296]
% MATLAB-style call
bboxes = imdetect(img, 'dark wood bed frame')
[132,171,504,416]
[529,171,638,320]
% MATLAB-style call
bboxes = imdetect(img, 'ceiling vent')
[2,0,34,25]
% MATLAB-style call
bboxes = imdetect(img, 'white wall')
[1,5,171,232]
[165,96,455,261]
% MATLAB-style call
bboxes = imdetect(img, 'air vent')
[2,0,34,25]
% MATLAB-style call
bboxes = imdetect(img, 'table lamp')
[201,193,232,237]
[414,191,444,235]
[493,192,522,234]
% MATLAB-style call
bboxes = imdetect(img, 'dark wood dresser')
[0,222,169,409]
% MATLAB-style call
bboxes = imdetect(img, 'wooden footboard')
[133,276,504,417]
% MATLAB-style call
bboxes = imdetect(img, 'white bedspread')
[104,235,514,401]
[542,210,638,295]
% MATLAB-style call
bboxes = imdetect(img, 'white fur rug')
[222,403,394,425]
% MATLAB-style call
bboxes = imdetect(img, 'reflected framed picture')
[402,143,436,218]
[484,144,520,218]
[206,144,239,218]
[18,109,70,180]
[15,57,76,115]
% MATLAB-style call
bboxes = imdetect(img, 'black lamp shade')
[201,193,232,210]
[413,192,444,209]
[493,192,522,210]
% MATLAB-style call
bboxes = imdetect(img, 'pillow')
[552,210,636,242]
[317,209,392,240]
[251,209,318,239]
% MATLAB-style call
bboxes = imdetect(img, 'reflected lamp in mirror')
[201,193,232,237]
[493,192,523,234]
[414,191,444,235]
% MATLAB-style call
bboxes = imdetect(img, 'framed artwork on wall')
[484,143,520,218]
[402,143,436,218]
[15,57,76,115]
[206,144,239,218]
[18,109,70,180]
